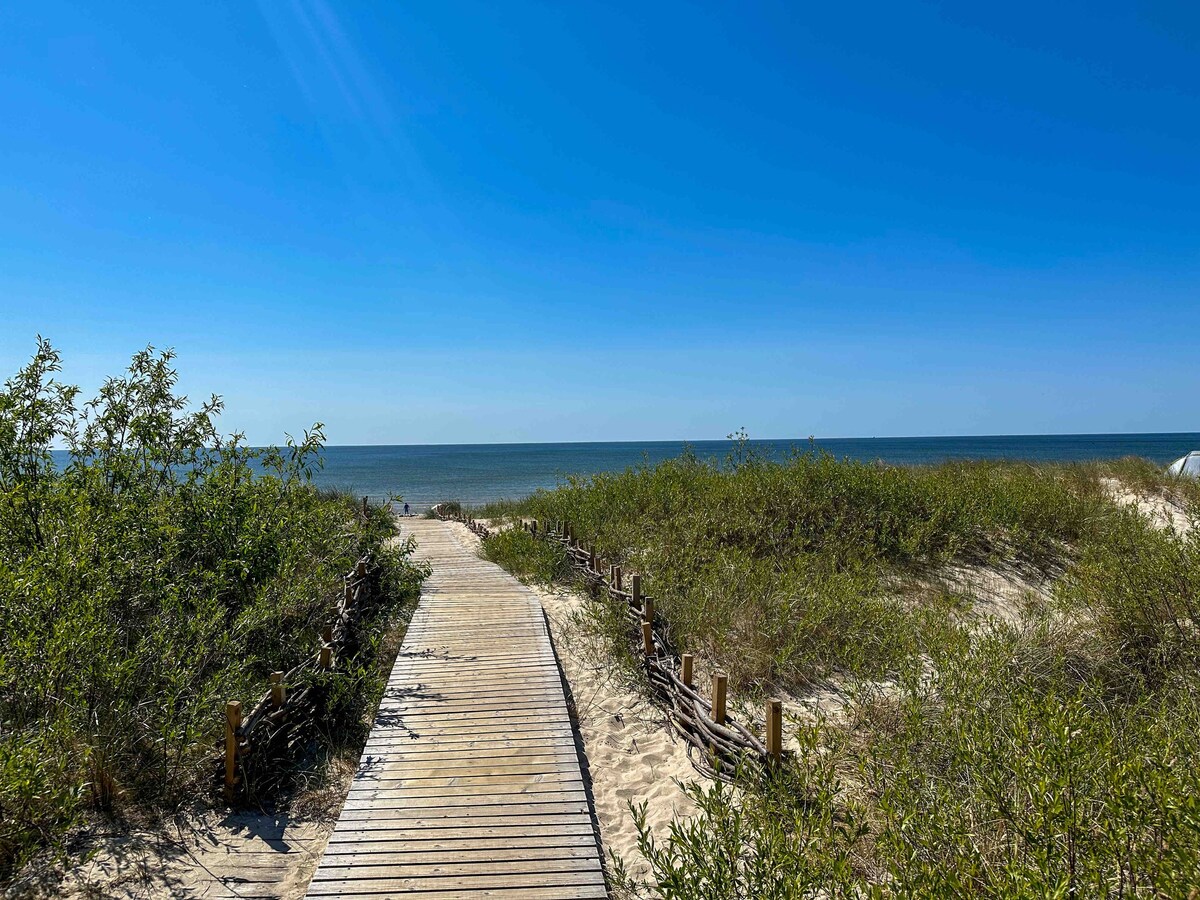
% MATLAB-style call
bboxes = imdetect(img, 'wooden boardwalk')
[305,518,606,899]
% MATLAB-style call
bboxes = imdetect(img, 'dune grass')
[469,440,1200,896]
[0,341,426,882]
[472,442,1122,687]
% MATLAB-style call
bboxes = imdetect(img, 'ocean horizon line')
[311,430,1200,450]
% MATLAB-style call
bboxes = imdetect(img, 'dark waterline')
[304,433,1200,511]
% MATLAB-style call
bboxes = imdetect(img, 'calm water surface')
[306,434,1200,510]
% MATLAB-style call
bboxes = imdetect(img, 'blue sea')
[301,434,1200,511]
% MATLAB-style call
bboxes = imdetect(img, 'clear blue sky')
[1,1,1197,445]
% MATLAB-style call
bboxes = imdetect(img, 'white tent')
[1166,451,1200,478]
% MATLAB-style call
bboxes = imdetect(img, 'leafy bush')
[0,340,424,879]
[480,526,573,585]
[473,443,1111,685]
[1059,508,1200,676]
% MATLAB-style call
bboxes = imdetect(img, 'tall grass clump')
[477,439,1113,687]
[480,526,573,585]
[0,339,425,880]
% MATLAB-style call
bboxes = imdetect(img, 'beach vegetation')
[472,438,1200,896]
[0,340,425,881]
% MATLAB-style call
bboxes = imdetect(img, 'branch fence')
[222,499,385,803]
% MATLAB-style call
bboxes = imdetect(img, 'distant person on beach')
[404,502,410,517]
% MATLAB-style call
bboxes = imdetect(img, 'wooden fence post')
[681,653,694,687]
[356,559,367,578]
[319,626,333,669]
[270,672,285,709]
[631,574,642,609]
[643,594,654,627]
[224,700,242,803]
[765,698,783,762]
[362,496,368,516]
[712,673,727,724]
[589,548,597,572]
[613,565,622,591]
[641,621,655,656]
[343,581,354,611]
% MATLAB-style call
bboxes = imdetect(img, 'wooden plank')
[312,888,607,900]
[306,870,606,892]
[304,519,603,899]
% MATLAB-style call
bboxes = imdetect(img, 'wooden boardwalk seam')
[306,519,607,899]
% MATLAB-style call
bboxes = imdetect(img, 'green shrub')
[619,625,1200,898]
[481,526,572,585]
[0,340,425,879]
[470,445,1111,686]
[1059,509,1200,676]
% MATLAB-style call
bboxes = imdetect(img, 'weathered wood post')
[765,698,783,762]
[343,580,354,612]
[362,496,368,516]
[356,559,367,578]
[270,672,286,709]
[319,626,333,669]
[712,673,727,724]
[631,574,642,612]
[641,621,655,656]
[643,594,654,627]
[681,653,694,687]
[613,565,623,592]
[224,700,242,803]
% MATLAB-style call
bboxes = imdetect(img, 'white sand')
[1103,477,1195,534]
[18,808,334,900]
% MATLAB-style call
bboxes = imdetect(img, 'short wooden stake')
[613,565,622,591]
[224,700,242,802]
[712,673,727,724]
[641,621,655,656]
[631,574,642,606]
[643,595,654,626]
[532,519,538,535]
[681,653,694,687]
[356,559,367,578]
[766,698,783,762]
[361,496,368,516]
[270,672,285,709]
[319,625,333,669]
[589,548,597,571]
[343,581,354,610]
